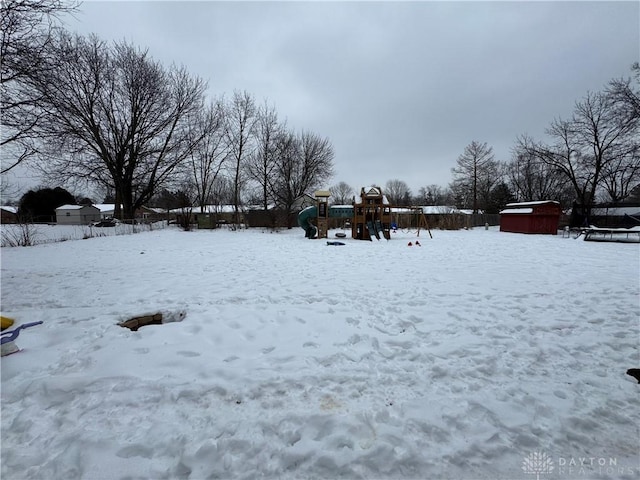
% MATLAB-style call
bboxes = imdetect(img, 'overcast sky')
[9,1,640,197]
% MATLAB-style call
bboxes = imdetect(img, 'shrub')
[1,221,40,247]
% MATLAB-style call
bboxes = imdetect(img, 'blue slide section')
[367,220,380,240]
[297,206,318,238]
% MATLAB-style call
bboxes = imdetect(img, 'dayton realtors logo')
[522,451,637,478]
[522,451,554,480]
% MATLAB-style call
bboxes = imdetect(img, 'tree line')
[1,0,334,221]
[2,1,638,220]
[449,66,639,215]
[330,65,639,215]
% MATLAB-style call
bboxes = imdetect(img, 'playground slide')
[375,220,387,240]
[366,220,380,240]
[297,206,318,238]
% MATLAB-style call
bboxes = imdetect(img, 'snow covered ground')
[1,226,638,480]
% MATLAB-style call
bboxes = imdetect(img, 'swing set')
[395,207,433,238]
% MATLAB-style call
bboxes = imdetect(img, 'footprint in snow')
[177,351,200,358]
[553,390,568,399]
[115,444,153,459]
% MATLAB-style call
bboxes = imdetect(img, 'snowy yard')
[1,226,638,480]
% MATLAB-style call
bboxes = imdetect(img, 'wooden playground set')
[298,186,432,241]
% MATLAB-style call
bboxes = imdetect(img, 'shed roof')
[500,207,534,214]
[56,204,99,211]
[56,204,84,210]
[505,200,560,207]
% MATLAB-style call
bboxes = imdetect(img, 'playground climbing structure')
[352,186,391,241]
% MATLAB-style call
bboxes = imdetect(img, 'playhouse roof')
[362,186,382,197]
[358,186,390,205]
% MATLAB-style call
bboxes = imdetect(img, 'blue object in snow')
[0,321,43,344]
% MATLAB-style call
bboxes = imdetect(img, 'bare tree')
[329,181,354,205]
[515,66,640,210]
[268,129,298,219]
[573,91,637,203]
[224,90,257,225]
[1,0,80,173]
[269,129,334,226]
[175,182,198,231]
[507,141,572,203]
[187,98,228,212]
[384,179,411,205]
[29,33,207,219]
[601,65,640,201]
[417,184,447,205]
[297,129,334,193]
[450,141,499,212]
[0,174,21,203]
[598,146,639,202]
[247,100,280,210]
[607,63,640,118]
[520,87,639,215]
[211,176,234,206]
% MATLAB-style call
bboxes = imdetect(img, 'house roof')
[420,205,462,214]
[93,204,118,213]
[56,204,99,211]
[168,204,259,214]
[591,206,640,216]
[143,207,166,214]
[1,206,18,214]
[294,193,315,201]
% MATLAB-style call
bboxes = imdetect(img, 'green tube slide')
[297,206,318,238]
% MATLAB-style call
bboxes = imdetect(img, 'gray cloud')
[64,1,640,195]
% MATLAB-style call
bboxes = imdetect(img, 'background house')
[580,203,640,228]
[55,205,101,225]
[1,206,18,224]
[94,204,116,219]
[94,204,166,222]
[291,194,316,211]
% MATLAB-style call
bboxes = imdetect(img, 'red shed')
[499,201,562,235]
